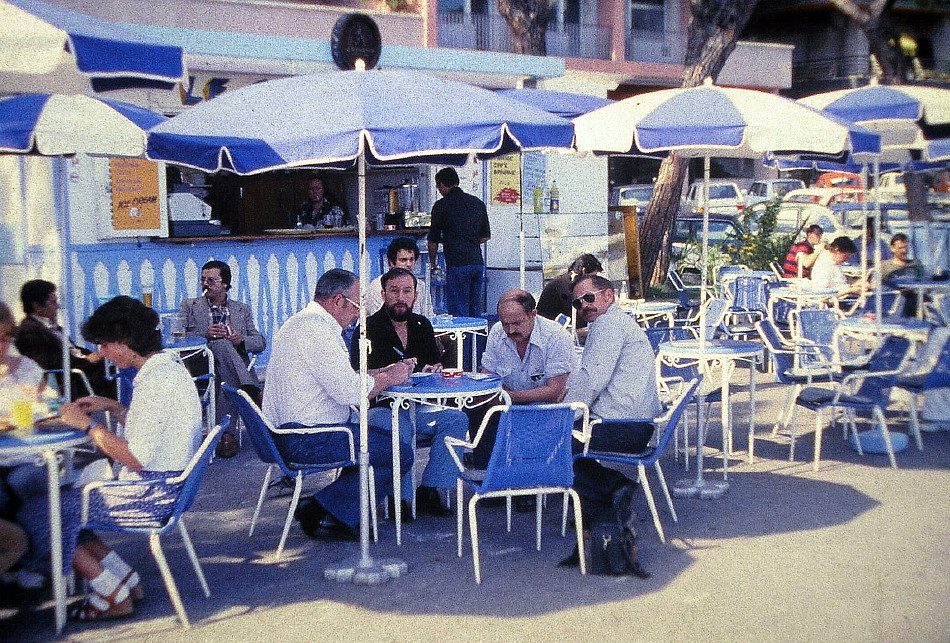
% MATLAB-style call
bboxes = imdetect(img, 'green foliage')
[728,200,795,271]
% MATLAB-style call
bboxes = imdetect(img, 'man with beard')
[350,267,468,518]
[564,274,662,530]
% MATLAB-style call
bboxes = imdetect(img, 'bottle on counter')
[533,184,544,213]
[548,180,560,213]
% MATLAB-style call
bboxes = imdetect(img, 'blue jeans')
[446,264,485,318]
[368,406,469,496]
[273,417,412,530]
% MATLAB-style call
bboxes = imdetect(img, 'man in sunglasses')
[564,274,662,530]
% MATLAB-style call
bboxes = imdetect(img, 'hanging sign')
[109,158,165,236]
[490,155,521,206]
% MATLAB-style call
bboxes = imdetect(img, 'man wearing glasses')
[180,260,266,457]
[263,269,412,542]
[564,274,662,530]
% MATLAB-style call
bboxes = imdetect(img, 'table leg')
[673,363,729,500]
[455,331,464,372]
[42,449,66,634]
[720,360,735,480]
[390,403,402,546]
[748,356,758,464]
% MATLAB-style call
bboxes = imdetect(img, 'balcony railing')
[437,12,610,59]
[625,29,685,64]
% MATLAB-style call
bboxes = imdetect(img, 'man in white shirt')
[811,236,864,296]
[262,269,412,541]
[365,237,434,319]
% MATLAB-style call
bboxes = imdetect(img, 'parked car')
[814,171,864,189]
[745,178,805,208]
[609,183,690,216]
[781,186,866,207]
[685,179,746,216]
[670,213,745,280]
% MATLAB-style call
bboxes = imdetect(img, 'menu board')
[108,158,167,237]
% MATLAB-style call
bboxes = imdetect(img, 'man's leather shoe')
[308,522,359,542]
[294,498,327,538]
[416,486,453,518]
[514,496,537,513]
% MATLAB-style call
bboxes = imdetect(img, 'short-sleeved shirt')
[428,186,490,268]
[481,315,575,392]
[810,252,848,291]
[783,239,814,278]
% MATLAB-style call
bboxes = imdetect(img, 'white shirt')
[481,315,575,392]
[124,351,203,472]
[262,301,374,427]
[365,274,434,319]
[810,252,848,291]
[565,304,662,420]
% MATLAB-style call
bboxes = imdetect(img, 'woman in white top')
[810,236,864,296]
[59,296,202,622]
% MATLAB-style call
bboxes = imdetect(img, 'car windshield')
[622,187,653,201]
[708,185,738,199]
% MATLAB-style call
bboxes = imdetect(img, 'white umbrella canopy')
[147,66,576,579]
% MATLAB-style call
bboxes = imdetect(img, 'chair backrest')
[854,335,911,401]
[728,276,770,314]
[643,378,702,464]
[791,307,838,365]
[667,267,686,293]
[479,403,579,493]
[170,417,229,523]
[702,297,728,339]
[222,383,281,467]
[924,334,950,389]
[755,319,795,382]
[643,326,700,389]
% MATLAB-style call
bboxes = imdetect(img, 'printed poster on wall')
[108,158,167,237]
[490,154,521,206]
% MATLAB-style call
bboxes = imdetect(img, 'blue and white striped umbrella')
[1,0,186,90]
[147,69,576,174]
[799,79,950,162]
[0,93,166,156]
[574,78,881,159]
[497,88,614,119]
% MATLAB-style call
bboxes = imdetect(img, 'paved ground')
[3,366,949,643]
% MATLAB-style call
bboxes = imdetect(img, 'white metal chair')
[445,402,589,584]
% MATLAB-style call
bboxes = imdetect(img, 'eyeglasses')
[571,289,605,310]
[200,277,222,284]
[342,296,361,310]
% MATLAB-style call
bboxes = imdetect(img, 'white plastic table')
[618,300,679,327]
[890,277,950,320]
[382,372,504,544]
[0,424,87,634]
[768,286,840,319]
[837,315,932,344]
[430,316,489,372]
[657,339,763,499]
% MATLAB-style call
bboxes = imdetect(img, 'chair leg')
[535,494,543,551]
[177,519,210,597]
[149,533,190,629]
[908,394,924,451]
[874,407,898,469]
[652,461,677,522]
[812,410,825,472]
[568,489,586,576]
[774,384,797,437]
[505,497,512,533]
[638,464,665,543]
[275,473,304,562]
[469,496,482,584]
[560,491,569,538]
[456,479,464,558]
[250,465,274,537]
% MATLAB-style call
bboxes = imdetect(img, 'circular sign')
[331,13,382,71]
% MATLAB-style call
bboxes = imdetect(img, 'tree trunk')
[640,0,759,286]
[497,0,551,56]
[828,0,930,222]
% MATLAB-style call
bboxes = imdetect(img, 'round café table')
[837,315,933,344]
[768,286,841,319]
[0,423,87,634]
[618,300,679,327]
[382,372,504,544]
[430,316,489,372]
[890,277,950,320]
[657,339,763,499]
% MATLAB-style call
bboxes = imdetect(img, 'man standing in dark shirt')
[427,167,491,318]
[349,267,467,517]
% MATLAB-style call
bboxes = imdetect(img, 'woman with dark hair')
[536,253,603,329]
[56,296,203,621]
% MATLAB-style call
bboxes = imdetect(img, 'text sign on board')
[490,155,521,206]
[110,158,162,232]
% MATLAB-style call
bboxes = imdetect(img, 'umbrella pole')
[324,152,407,585]
[873,157,883,324]
[519,155,526,292]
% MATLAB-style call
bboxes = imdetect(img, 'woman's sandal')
[68,594,134,622]
[124,570,145,602]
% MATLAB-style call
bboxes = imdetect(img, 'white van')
[686,180,745,216]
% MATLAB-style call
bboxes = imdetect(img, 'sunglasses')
[342,296,361,310]
[571,289,605,309]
